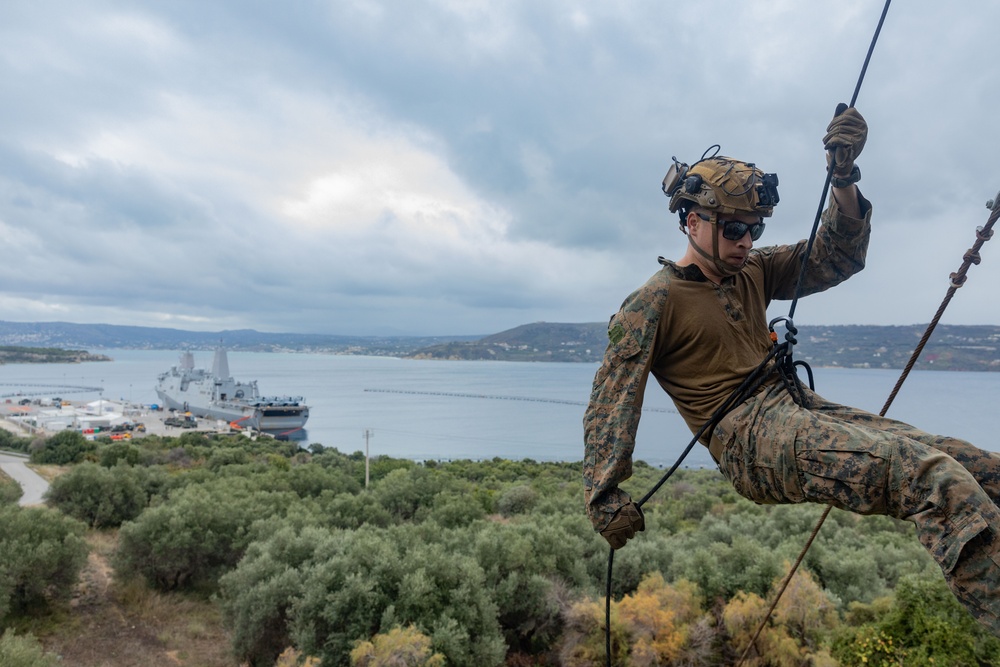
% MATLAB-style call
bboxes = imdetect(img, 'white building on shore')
[2,399,131,435]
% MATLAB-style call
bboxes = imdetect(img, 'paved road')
[0,451,49,506]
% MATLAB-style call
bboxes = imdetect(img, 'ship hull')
[155,349,310,434]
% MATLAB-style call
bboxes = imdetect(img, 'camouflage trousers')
[713,383,1000,635]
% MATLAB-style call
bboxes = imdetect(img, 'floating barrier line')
[0,382,104,398]
[363,388,677,414]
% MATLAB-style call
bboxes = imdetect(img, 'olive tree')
[29,429,96,465]
[115,479,300,590]
[0,472,22,505]
[217,526,318,666]
[0,630,62,667]
[45,462,147,528]
[0,505,87,618]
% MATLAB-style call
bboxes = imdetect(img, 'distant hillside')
[0,320,998,371]
[408,322,1000,371]
[794,324,1000,372]
[0,320,474,356]
[409,322,606,362]
[0,346,111,365]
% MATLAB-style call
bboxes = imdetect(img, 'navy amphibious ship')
[155,348,309,434]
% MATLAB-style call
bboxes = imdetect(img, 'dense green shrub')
[45,462,147,528]
[496,484,539,517]
[0,428,30,454]
[218,526,315,666]
[469,519,588,653]
[115,479,300,590]
[368,456,416,480]
[16,434,990,664]
[29,429,97,465]
[0,470,22,505]
[291,525,506,667]
[309,448,414,487]
[221,521,510,667]
[832,575,1000,666]
[0,629,62,667]
[98,441,141,467]
[316,490,394,530]
[221,498,592,665]
[0,504,87,618]
[285,463,360,498]
[207,447,250,471]
[370,467,454,522]
[427,490,486,528]
[132,464,171,502]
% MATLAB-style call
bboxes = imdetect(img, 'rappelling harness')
[600,1,994,663]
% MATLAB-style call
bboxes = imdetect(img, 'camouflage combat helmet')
[662,145,779,222]
[662,146,780,277]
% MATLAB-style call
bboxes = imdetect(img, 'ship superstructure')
[155,348,309,434]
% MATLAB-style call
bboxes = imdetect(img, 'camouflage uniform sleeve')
[768,190,873,299]
[583,269,670,531]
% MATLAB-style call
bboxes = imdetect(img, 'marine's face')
[713,211,762,267]
[687,209,762,277]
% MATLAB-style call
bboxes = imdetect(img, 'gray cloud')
[0,1,997,336]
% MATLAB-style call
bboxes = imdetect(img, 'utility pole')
[364,428,372,489]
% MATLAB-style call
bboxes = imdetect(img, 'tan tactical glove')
[823,103,867,184]
[599,501,645,549]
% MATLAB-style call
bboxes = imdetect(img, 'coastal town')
[0,396,242,443]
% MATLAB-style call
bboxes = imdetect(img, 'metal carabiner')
[768,315,798,346]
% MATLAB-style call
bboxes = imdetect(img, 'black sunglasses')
[721,219,765,241]
[696,212,766,241]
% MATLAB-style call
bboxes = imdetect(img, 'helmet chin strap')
[687,212,744,277]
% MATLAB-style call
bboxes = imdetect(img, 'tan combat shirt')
[583,194,873,530]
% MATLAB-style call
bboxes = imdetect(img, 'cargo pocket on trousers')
[717,413,762,503]
[934,513,992,575]
[711,410,738,466]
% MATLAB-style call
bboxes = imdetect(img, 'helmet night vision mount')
[663,145,780,224]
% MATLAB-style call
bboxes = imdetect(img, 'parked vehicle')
[164,414,197,428]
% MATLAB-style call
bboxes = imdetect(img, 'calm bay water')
[1,349,998,468]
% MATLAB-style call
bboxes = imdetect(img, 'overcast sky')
[1,1,997,336]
